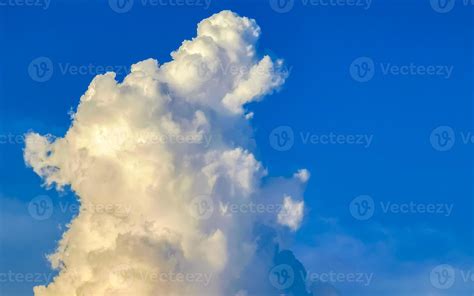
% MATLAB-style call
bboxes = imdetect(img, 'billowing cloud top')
[24,10,308,296]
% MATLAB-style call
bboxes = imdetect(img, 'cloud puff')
[294,169,311,183]
[277,195,305,231]
[24,10,307,296]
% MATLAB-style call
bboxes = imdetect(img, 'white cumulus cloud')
[24,10,306,296]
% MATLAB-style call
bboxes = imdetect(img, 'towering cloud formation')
[24,11,309,295]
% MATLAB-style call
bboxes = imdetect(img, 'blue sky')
[0,0,473,295]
